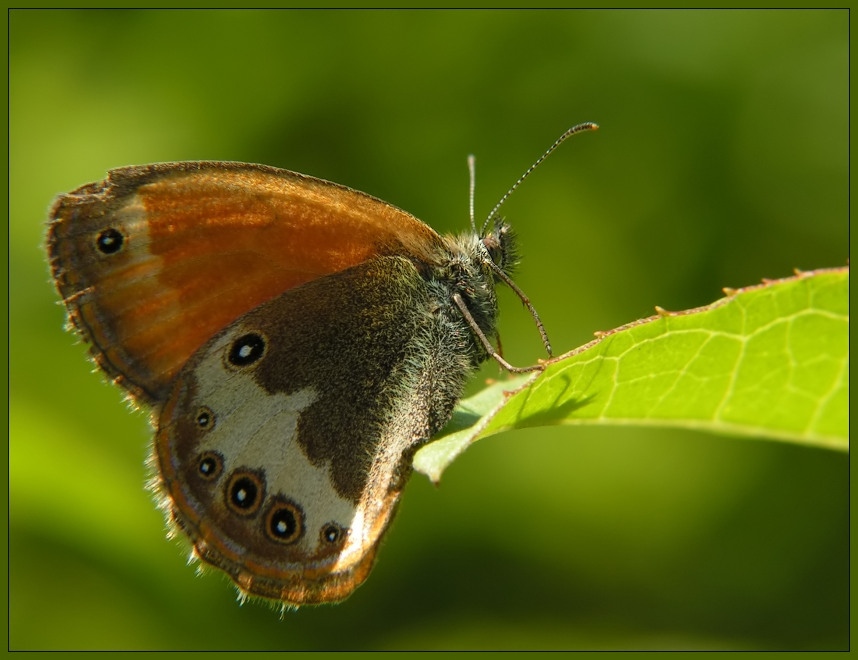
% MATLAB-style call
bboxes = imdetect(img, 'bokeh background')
[10,9,847,650]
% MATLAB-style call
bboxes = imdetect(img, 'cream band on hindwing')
[158,322,359,566]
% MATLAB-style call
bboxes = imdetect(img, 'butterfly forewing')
[47,162,445,405]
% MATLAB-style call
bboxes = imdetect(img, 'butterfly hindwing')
[154,254,477,603]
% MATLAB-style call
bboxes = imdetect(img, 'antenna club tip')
[567,121,599,136]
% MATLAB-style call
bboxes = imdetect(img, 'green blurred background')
[9,9,847,650]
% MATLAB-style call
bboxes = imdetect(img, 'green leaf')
[415,267,848,483]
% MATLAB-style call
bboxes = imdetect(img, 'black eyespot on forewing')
[95,228,124,255]
[227,333,266,367]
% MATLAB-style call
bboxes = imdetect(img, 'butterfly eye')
[197,451,223,481]
[265,499,304,545]
[195,407,215,430]
[225,470,265,515]
[227,333,266,367]
[481,234,501,263]
[95,227,125,255]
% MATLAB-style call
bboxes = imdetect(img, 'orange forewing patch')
[49,162,444,404]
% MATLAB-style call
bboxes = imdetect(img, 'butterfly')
[46,122,597,607]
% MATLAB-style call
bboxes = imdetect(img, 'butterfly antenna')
[480,121,599,236]
[478,122,600,362]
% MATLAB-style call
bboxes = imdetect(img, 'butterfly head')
[478,215,519,280]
